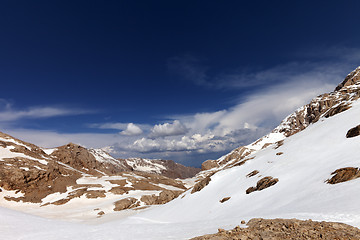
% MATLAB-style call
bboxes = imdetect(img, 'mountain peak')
[334,66,360,91]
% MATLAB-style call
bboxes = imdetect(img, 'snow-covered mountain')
[1,66,360,239]
[118,157,200,179]
[0,135,198,222]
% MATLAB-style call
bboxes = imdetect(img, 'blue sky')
[1,1,360,167]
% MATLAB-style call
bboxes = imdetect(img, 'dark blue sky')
[1,1,360,166]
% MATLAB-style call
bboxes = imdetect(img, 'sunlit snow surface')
[2,100,360,239]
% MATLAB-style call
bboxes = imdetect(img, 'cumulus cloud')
[120,123,143,136]
[149,120,188,138]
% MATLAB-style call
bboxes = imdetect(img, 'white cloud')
[149,120,188,138]
[0,100,90,122]
[120,123,143,136]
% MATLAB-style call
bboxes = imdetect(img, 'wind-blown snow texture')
[1,68,360,239]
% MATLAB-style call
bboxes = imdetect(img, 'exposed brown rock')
[201,160,219,171]
[324,103,351,118]
[274,140,284,149]
[191,176,211,194]
[219,197,230,203]
[218,147,252,166]
[335,66,360,91]
[51,143,129,176]
[246,170,259,178]
[246,176,278,194]
[346,125,360,138]
[113,197,139,211]
[191,218,360,240]
[276,152,283,156]
[156,189,182,204]
[273,67,360,138]
[109,186,128,195]
[85,190,106,199]
[326,167,360,184]
[140,189,182,205]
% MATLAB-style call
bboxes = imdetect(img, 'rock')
[191,218,360,239]
[156,189,182,204]
[346,125,360,138]
[256,176,279,191]
[201,160,219,171]
[140,190,182,205]
[191,176,211,194]
[246,176,279,194]
[85,190,106,199]
[246,170,259,178]
[326,167,360,184]
[219,197,231,203]
[113,197,139,211]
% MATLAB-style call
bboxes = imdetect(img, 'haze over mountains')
[1,67,360,239]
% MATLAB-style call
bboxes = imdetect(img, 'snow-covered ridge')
[203,68,360,173]
[124,158,167,174]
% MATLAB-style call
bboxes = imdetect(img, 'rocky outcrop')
[191,218,360,240]
[246,176,278,194]
[274,67,360,138]
[113,197,139,211]
[201,160,219,171]
[335,66,360,91]
[219,197,230,203]
[346,124,360,138]
[191,176,211,193]
[51,143,130,176]
[326,167,360,184]
[140,189,182,205]
[246,170,259,178]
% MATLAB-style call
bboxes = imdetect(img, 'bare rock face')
[246,176,278,194]
[346,125,360,138]
[191,218,360,240]
[51,143,130,176]
[141,189,183,205]
[335,66,360,91]
[326,167,360,184]
[201,160,219,171]
[246,170,259,178]
[113,197,139,211]
[273,66,360,138]
[191,176,211,194]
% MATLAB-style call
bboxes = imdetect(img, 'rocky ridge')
[195,66,360,191]
[118,157,200,179]
[0,132,198,218]
[191,218,360,240]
